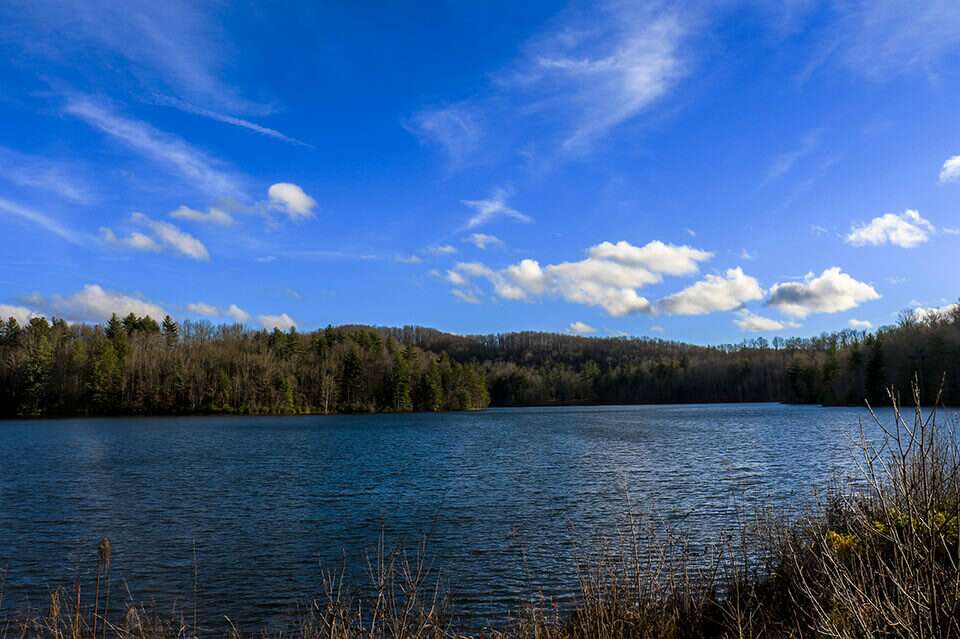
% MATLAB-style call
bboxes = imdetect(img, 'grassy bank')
[5,383,960,638]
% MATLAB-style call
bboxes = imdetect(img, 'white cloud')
[258,313,296,331]
[0,196,88,245]
[186,302,218,317]
[764,130,819,183]
[734,310,799,332]
[100,227,161,252]
[169,205,234,226]
[848,319,873,329]
[454,256,654,316]
[446,270,467,286]
[568,321,595,334]
[157,96,308,146]
[226,304,250,322]
[941,155,960,183]
[428,244,458,256]
[0,304,43,325]
[943,227,960,236]
[588,240,711,276]
[405,105,482,167]
[131,213,209,260]
[767,267,880,318]
[462,189,533,229]
[466,233,503,249]
[34,284,167,322]
[451,289,481,304]
[740,249,755,261]
[656,267,764,316]
[911,303,959,322]
[846,209,934,248]
[9,0,256,112]
[65,97,240,197]
[451,239,722,317]
[267,183,316,220]
[0,146,92,203]
[395,255,422,264]
[511,5,689,151]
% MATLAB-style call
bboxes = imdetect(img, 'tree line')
[0,314,488,417]
[1,304,958,418]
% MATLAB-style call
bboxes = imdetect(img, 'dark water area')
[0,404,926,632]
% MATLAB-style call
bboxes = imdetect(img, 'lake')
[0,404,908,631]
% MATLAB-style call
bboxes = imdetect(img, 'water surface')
[0,404,905,631]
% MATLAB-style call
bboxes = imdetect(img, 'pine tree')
[162,315,179,347]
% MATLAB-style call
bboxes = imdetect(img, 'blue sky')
[1,0,959,343]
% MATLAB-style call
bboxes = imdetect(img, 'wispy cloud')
[5,0,262,113]
[794,1,960,81]
[0,147,93,203]
[407,2,694,162]
[156,96,310,147]
[169,205,235,226]
[511,6,689,152]
[405,105,482,168]
[0,196,89,245]
[461,188,533,229]
[763,130,820,183]
[64,96,242,197]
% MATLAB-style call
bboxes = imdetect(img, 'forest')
[1,303,958,418]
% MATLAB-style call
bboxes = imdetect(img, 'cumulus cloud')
[767,268,880,318]
[183,302,250,322]
[734,310,799,332]
[466,233,503,249]
[226,304,250,322]
[267,183,316,220]
[911,303,959,323]
[32,284,167,322]
[462,189,533,229]
[656,268,764,316]
[848,319,873,329]
[0,304,43,325]
[186,302,218,317]
[258,313,296,331]
[845,209,934,248]
[450,239,723,317]
[941,156,960,183]
[588,240,712,276]
[568,321,595,334]
[170,205,234,226]
[130,213,209,260]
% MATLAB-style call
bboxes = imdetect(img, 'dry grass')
[5,380,960,639]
